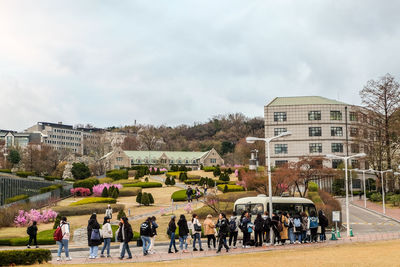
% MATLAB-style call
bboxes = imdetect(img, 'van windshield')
[235,203,264,215]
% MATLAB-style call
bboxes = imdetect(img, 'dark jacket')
[271,215,280,231]
[241,216,251,232]
[216,218,229,237]
[168,220,177,234]
[318,214,328,228]
[254,217,264,232]
[140,221,152,237]
[87,218,102,246]
[117,223,133,243]
[151,221,158,237]
[27,225,38,237]
[177,218,189,237]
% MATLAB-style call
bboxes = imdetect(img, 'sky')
[1,0,400,131]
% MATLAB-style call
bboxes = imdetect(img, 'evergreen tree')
[108,186,115,197]
[111,189,119,199]
[148,193,154,204]
[156,168,161,175]
[171,177,176,186]
[141,193,150,206]
[213,166,221,177]
[53,214,61,229]
[145,177,149,182]
[165,177,171,186]
[223,184,228,193]
[71,162,91,180]
[101,187,108,197]
[136,192,142,205]
[117,210,126,220]
[7,149,21,167]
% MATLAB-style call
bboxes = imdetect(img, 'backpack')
[294,218,301,228]
[255,219,263,232]
[263,217,271,231]
[140,222,150,236]
[54,226,63,241]
[309,217,318,228]
[91,229,101,241]
[27,226,33,236]
[229,218,237,232]
[276,221,283,232]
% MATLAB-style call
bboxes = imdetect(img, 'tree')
[121,136,140,150]
[170,177,176,186]
[213,166,221,177]
[101,187,108,197]
[111,189,119,199]
[179,172,187,182]
[7,149,21,167]
[117,210,126,220]
[223,184,228,193]
[148,193,154,204]
[219,172,230,182]
[136,192,142,205]
[141,193,150,206]
[71,162,91,180]
[165,177,171,186]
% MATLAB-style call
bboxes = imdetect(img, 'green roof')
[267,96,348,106]
[124,150,209,160]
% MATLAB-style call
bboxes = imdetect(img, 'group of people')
[186,186,203,202]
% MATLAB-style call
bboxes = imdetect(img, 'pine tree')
[108,186,114,197]
[148,193,154,204]
[53,214,61,229]
[117,210,126,220]
[136,192,142,205]
[171,177,176,186]
[165,177,171,186]
[223,184,228,193]
[111,189,119,199]
[141,193,150,206]
[101,187,109,198]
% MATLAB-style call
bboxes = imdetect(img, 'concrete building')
[0,130,41,148]
[264,96,368,169]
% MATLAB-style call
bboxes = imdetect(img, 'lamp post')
[349,170,353,202]
[246,131,292,244]
[326,153,366,237]
[368,168,392,215]
[353,168,368,209]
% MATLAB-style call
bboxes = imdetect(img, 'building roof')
[266,96,348,107]
[38,122,74,129]
[124,150,209,160]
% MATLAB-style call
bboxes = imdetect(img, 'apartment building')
[265,96,367,169]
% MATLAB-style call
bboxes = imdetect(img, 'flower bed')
[70,187,91,197]
[92,183,122,197]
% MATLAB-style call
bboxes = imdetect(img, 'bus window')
[295,205,303,213]
[303,204,316,215]
[235,204,264,215]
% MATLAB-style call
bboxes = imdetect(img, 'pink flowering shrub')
[234,169,239,177]
[70,187,91,197]
[14,209,58,227]
[184,203,193,214]
[92,183,122,197]
[159,168,167,172]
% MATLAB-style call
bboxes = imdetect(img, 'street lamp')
[368,168,392,215]
[353,168,368,209]
[246,131,291,244]
[326,153,366,237]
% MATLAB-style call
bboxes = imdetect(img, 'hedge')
[70,197,116,206]
[203,166,216,172]
[165,171,183,178]
[98,177,114,184]
[0,229,56,246]
[0,249,52,265]
[123,182,162,188]
[119,187,142,197]
[53,203,125,216]
[184,179,201,185]
[43,176,62,181]
[113,179,139,185]
[106,169,128,180]
[0,169,12,173]
[5,194,29,204]
[73,178,99,191]
[171,189,202,201]
[15,171,35,178]
[217,184,244,192]
[39,184,63,194]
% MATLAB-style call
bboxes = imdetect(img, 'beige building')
[265,96,367,169]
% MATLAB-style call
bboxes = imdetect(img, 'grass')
[0,229,55,246]
[217,184,245,192]
[69,197,116,206]
[123,182,163,188]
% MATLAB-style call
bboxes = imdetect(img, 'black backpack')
[140,222,150,236]
[26,226,33,236]
[263,217,271,231]
[229,218,237,232]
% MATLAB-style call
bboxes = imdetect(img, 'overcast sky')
[1,1,400,131]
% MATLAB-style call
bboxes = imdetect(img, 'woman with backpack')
[228,211,240,248]
[87,213,102,259]
[292,212,303,244]
[318,210,328,242]
[241,212,252,248]
[100,216,112,258]
[27,221,38,249]
[191,214,203,251]
[56,217,71,261]
[167,215,179,253]
[301,212,309,243]
[271,212,281,246]
[118,216,133,260]
[216,213,229,253]
[178,214,189,253]
[203,214,216,250]
[149,216,158,254]
[308,211,319,243]
[254,213,264,247]
[279,212,289,245]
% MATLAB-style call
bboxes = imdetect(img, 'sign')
[332,211,340,222]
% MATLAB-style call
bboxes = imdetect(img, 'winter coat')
[168,220,177,235]
[280,216,289,240]
[318,214,328,228]
[87,219,102,246]
[254,217,264,232]
[117,223,133,243]
[216,218,229,237]
[105,208,112,219]
[229,216,240,232]
[27,225,38,237]
[151,221,158,236]
[262,215,271,231]
[177,219,189,237]
[241,217,251,233]
[102,223,113,239]
[203,218,216,236]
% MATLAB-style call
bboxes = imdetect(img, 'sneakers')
[193,248,198,251]
[106,255,111,258]
[233,246,237,249]
[100,255,105,258]
[200,248,204,251]
[27,245,30,249]
[168,250,173,254]
[66,257,72,261]
[56,257,61,261]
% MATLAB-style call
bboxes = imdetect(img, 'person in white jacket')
[100,216,113,257]
[191,214,203,251]
[57,217,71,261]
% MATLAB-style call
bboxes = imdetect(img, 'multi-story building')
[265,96,367,169]
[0,130,41,148]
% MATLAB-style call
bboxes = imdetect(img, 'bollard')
[337,228,341,238]
[330,227,337,240]
[350,227,354,237]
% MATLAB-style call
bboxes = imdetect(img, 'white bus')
[234,194,316,217]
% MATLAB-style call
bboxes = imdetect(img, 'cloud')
[0,0,399,131]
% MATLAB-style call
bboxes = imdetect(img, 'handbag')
[194,224,202,232]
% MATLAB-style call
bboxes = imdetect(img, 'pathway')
[352,199,400,221]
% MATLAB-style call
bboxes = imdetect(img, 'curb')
[350,202,400,224]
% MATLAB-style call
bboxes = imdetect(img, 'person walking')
[56,217,71,261]
[271,212,282,246]
[308,211,319,243]
[105,204,113,219]
[87,214,102,259]
[167,215,179,253]
[27,221,38,248]
[100,217,112,258]
[216,213,229,253]
[118,216,133,260]
[191,214,203,251]
[287,213,295,244]
[140,217,153,256]
[195,186,201,201]
[301,212,309,243]
[318,210,328,242]
[293,212,303,244]
[241,212,252,248]
[228,212,240,248]
[203,214,216,250]
[178,214,189,253]
[186,186,193,202]
[149,216,158,254]
[254,213,264,247]
[262,211,271,244]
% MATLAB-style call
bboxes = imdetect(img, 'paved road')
[339,198,400,234]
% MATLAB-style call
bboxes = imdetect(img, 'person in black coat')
[118,216,133,259]
[254,213,264,247]
[177,214,190,252]
[167,215,178,253]
[318,210,328,242]
[271,212,281,245]
[87,214,101,259]
[216,213,229,253]
[27,221,38,248]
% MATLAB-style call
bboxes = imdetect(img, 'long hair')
[192,213,197,222]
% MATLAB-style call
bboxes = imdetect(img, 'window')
[331,143,343,153]
[274,144,288,154]
[309,143,322,153]
[351,143,360,153]
[116,157,123,162]
[274,128,287,136]
[170,160,174,164]
[331,127,343,136]
[309,127,322,137]
[330,111,342,120]
[350,112,358,121]
[275,160,288,167]
[351,159,359,168]
[185,160,189,164]
[274,112,287,122]
[350,127,359,137]
[210,158,217,164]
[332,159,342,169]
[308,111,321,120]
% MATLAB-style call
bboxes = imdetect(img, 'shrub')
[179,172,188,182]
[0,249,52,265]
[307,191,323,204]
[39,184,63,194]
[53,214,61,229]
[117,210,126,220]
[217,184,244,192]
[136,192,142,204]
[0,203,32,228]
[16,171,35,178]
[5,194,29,204]
[73,178,99,192]
[148,193,154,204]
[308,182,318,192]
[98,177,114,184]
[43,176,61,181]
[53,204,124,216]
[0,169,12,173]
[203,166,216,172]
[14,209,58,227]
[145,177,149,182]
[141,193,150,206]
[119,187,142,197]
[389,195,400,206]
[113,179,138,184]
[171,189,198,202]
[213,166,221,177]
[106,169,128,180]
[123,182,162,188]
[370,192,382,202]
[101,187,108,197]
[165,177,171,186]
[184,179,200,185]
[170,177,176,186]
[219,172,230,182]
[187,174,201,179]
[69,197,116,206]
[71,162,91,180]
[70,187,91,197]
[111,189,119,199]
[166,171,182,178]
[92,183,122,197]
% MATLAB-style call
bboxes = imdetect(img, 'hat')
[207,214,212,218]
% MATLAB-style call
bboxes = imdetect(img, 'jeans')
[217,236,229,252]
[89,246,98,258]
[295,232,302,243]
[229,231,238,247]
[57,239,69,258]
[263,230,270,243]
[179,235,188,250]
[320,226,326,241]
[206,234,216,248]
[168,233,177,251]
[120,242,132,258]
[193,233,202,249]
[28,235,37,246]
[142,236,151,253]
[288,228,295,244]
[101,238,111,256]
[302,231,307,243]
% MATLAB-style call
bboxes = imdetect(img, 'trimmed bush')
[148,193,154,204]
[165,177,171,186]
[39,184,63,194]
[112,179,139,185]
[370,192,382,202]
[53,204,124,216]
[217,184,244,192]
[73,178,99,192]
[179,172,188,182]
[5,194,29,204]
[187,174,201,179]
[69,197,116,206]
[43,176,61,181]
[219,172,230,182]
[308,182,318,192]
[117,210,126,220]
[71,162,91,180]
[101,187,108,197]
[203,166,216,172]
[0,229,56,246]
[166,171,183,178]
[171,189,199,201]
[141,193,150,206]
[0,169,12,173]
[106,169,128,180]
[170,177,176,186]
[136,192,142,204]
[16,171,35,178]
[98,177,114,184]
[123,182,162,188]
[0,249,52,265]
[119,187,142,197]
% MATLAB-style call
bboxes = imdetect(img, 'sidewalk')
[352,199,400,222]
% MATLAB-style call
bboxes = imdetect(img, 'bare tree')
[138,126,163,150]
[121,136,140,150]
